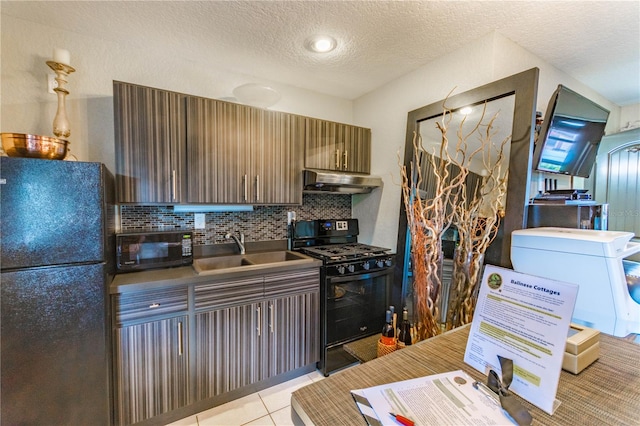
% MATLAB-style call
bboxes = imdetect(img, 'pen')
[389,412,415,426]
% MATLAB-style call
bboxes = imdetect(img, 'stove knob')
[363,261,370,270]
[385,258,393,267]
[376,259,384,268]
[347,264,356,273]
[337,265,346,275]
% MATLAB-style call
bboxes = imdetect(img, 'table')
[291,325,640,425]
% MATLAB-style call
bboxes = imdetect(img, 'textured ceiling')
[2,1,639,105]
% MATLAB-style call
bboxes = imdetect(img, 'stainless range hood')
[303,169,383,194]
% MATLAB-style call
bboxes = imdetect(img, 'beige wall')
[352,31,627,250]
[2,14,636,252]
[620,104,640,131]
[0,14,354,172]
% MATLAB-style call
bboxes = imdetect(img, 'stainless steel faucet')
[224,232,245,254]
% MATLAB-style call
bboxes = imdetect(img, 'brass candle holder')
[46,60,75,138]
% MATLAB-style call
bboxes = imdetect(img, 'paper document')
[351,370,517,425]
[464,265,578,415]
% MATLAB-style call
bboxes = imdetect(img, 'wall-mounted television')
[533,84,610,178]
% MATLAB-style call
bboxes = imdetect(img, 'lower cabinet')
[267,291,320,377]
[193,274,320,401]
[194,302,266,400]
[113,316,189,426]
[264,269,320,377]
[112,267,320,425]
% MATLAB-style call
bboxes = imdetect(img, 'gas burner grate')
[299,243,390,262]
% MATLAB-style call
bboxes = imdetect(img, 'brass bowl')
[1,133,69,160]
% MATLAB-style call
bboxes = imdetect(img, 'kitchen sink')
[193,255,254,273]
[193,251,315,275]
[243,251,308,264]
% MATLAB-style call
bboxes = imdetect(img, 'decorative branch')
[446,108,509,329]
[400,97,511,339]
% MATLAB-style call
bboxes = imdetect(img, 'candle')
[53,48,70,66]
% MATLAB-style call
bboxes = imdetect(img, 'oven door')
[324,268,392,346]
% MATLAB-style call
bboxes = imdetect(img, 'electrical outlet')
[47,74,58,94]
[194,213,206,229]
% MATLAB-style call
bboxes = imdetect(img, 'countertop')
[291,324,640,425]
[110,251,322,294]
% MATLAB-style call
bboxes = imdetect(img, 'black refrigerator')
[1,156,114,425]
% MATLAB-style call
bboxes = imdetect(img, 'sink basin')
[244,251,308,264]
[193,255,254,273]
[192,251,313,275]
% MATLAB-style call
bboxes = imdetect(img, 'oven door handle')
[328,268,392,284]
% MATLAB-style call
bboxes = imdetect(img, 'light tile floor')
[168,369,326,426]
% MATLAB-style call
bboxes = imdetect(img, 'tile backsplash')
[120,193,351,246]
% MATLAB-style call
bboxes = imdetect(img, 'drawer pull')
[178,321,183,356]
[269,303,274,333]
[149,303,161,309]
[256,306,261,336]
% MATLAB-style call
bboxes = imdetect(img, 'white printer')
[511,227,640,337]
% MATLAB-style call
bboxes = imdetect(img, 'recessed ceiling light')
[305,35,337,53]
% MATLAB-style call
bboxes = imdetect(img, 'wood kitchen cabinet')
[192,268,319,401]
[113,81,186,203]
[264,270,320,376]
[192,275,266,400]
[186,97,304,204]
[305,118,371,174]
[114,81,376,206]
[112,287,189,426]
[111,266,319,424]
[194,302,267,399]
[259,109,305,204]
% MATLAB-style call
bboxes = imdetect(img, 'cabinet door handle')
[256,175,260,202]
[269,303,274,333]
[243,174,248,202]
[343,150,348,170]
[256,306,261,336]
[177,321,183,356]
[335,149,341,169]
[171,169,177,201]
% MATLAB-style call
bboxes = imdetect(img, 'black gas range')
[298,242,394,276]
[292,219,393,264]
[291,219,394,375]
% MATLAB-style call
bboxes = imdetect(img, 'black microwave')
[116,231,193,273]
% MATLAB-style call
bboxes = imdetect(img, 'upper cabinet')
[114,82,371,205]
[185,97,304,205]
[305,118,371,174]
[260,110,305,204]
[186,97,256,204]
[113,81,186,203]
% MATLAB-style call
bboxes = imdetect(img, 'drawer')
[114,287,188,325]
[194,276,264,311]
[264,268,320,298]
